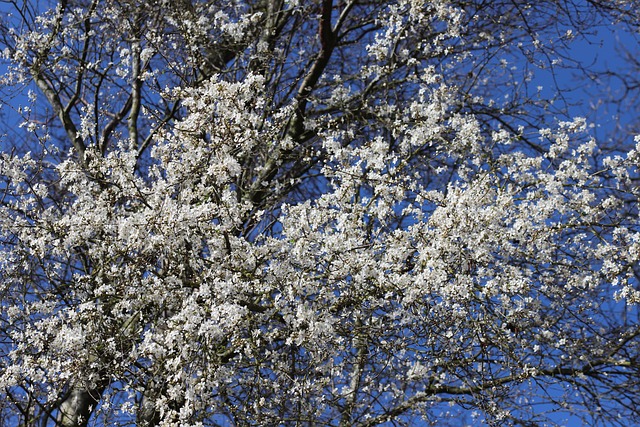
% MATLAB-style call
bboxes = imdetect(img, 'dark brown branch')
[287,0,338,140]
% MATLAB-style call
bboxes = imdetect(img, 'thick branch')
[287,0,338,139]
[339,318,368,427]
[128,39,143,149]
[29,1,87,165]
[56,388,100,427]
[101,93,133,154]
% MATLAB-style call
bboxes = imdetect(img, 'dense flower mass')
[1,1,640,426]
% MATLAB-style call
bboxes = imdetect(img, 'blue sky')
[533,21,640,150]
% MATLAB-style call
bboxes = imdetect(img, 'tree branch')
[287,0,338,140]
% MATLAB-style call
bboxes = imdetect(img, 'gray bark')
[137,391,160,427]
[56,389,99,427]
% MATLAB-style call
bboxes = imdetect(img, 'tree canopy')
[1,1,640,426]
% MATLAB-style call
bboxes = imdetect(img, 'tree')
[1,0,640,426]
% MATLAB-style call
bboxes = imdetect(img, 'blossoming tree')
[1,1,639,426]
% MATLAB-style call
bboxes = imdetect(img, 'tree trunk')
[56,388,100,427]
